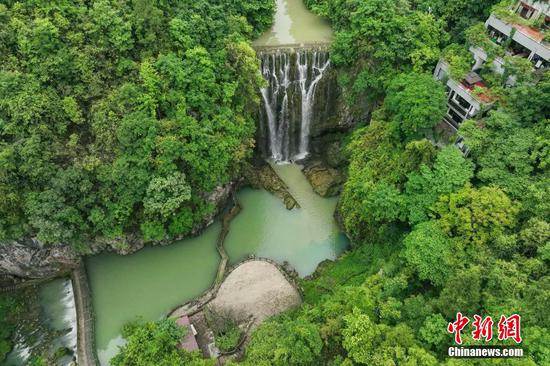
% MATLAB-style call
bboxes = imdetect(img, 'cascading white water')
[259,48,331,162]
[296,51,330,160]
[5,278,78,366]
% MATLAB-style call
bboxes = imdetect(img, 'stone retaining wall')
[71,262,99,366]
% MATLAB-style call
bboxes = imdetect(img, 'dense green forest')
[236,1,549,365]
[0,0,273,248]
[1,0,549,365]
[110,0,549,365]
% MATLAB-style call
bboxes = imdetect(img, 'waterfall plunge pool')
[85,164,348,365]
[85,2,340,364]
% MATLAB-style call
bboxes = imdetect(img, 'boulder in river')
[207,260,302,328]
[302,160,345,197]
[243,163,299,209]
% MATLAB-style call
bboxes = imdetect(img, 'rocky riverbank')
[302,160,345,197]
[0,179,240,281]
[242,163,299,209]
[0,240,80,282]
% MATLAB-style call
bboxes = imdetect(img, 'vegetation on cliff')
[241,79,549,366]
[238,1,549,365]
[1,0,548,365]
[0,0,273,249]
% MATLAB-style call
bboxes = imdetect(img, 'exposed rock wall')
[0,180,239,280]
[302,160,345,197]
[0,239,79,280]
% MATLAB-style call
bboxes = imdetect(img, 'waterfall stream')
[258,48,331,162]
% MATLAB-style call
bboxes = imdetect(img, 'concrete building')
[485,1,549,69]
[433,60,494,129]
[433,1,548,130]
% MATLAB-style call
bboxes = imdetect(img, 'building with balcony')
[485,1,549,69]
[433,60,495,130]
[434,1,548,131]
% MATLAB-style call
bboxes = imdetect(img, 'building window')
[509,39,531,58]
[436,67,447,80]
[452,94,472,111]
[487,26,508,45]
[531,54,548,69]
[517,2,535,20]
[447,108,465,127]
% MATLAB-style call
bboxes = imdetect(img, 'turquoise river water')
[86,164,348,365]
[6,1,338,365]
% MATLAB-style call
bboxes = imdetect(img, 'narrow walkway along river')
[85,164,348,365]
[85,1,341,364]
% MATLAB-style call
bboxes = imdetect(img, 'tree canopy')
[111,319,214,366]
[242,2,549,364]
[0,0,274,249]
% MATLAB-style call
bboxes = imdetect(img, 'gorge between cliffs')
[0,1,357,365]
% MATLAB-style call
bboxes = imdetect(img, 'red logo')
[498,314,522,343]
[447,312,469,344]
[447,313,522,344]
[472,315,493,342]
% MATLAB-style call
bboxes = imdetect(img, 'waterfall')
[258,48,331,162]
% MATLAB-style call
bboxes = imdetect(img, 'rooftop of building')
[176,315,200,352]
[461,72,495,103]
[491,0,550,45]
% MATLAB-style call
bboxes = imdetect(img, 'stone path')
[71,262,99,366]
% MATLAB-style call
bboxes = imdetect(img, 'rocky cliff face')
[302,160,345,197]
[90,180,239,255]
[0,181,238,280]
[0,239,80,280]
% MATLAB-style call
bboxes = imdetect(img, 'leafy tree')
[403,221,452,287]
[460,111,541,199]
[384,72,447,140]
[412,0,500,42]
[433,184,519,248]
[343,308,438,365]
[143,173,191,219]
[405,146,474,225]
[112,319,214,366]
[342,308,380,365]
[437,266,483,318]
[0,0,272,248]
[307,0,448,102]
[419,314,450,350]
[246,316,323,366]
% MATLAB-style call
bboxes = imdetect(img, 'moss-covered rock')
[303,160,345,197]
[243,163,299,209]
